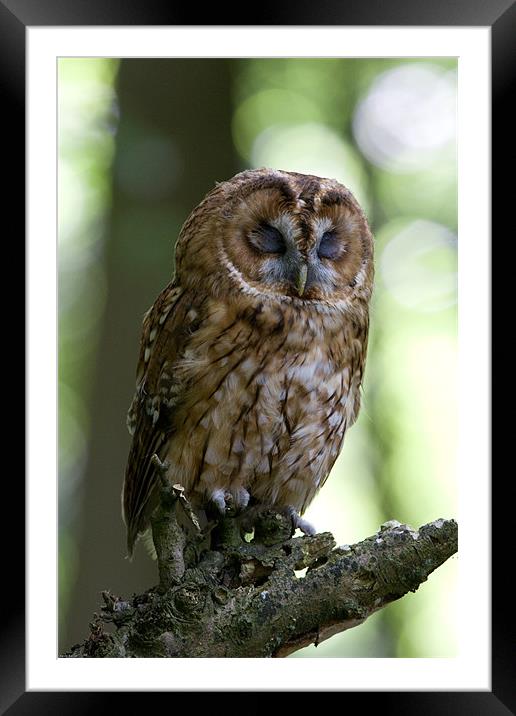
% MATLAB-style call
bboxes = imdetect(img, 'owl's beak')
[296,263,308,297]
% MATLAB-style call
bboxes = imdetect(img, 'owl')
[122,168,374,557]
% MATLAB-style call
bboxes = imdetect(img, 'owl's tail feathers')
[123,490,161,559]
[123,513,141,560]
[121,483,136,559]
[125,527,137,561]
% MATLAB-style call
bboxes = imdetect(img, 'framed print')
[7,0,509,711]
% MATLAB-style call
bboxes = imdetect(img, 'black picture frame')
[8,0,508,712]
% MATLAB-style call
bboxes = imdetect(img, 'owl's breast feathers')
[123,284,368,554]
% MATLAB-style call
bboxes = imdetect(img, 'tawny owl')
[123,168,374,556]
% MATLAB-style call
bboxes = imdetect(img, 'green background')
[58,58,458,657]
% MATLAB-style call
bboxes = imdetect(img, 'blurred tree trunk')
[61,59,240,653]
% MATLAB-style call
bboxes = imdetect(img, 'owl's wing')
[311,314,370,506]
[123,280,196,556]
[347,310,370,428]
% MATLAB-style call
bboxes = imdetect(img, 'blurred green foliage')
[59,57,457,657]
[58,58,119,630]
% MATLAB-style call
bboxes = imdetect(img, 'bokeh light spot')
[250,122,370,214]
[232,88,324,162]
[353,64,457,172]
[380,219,457,312]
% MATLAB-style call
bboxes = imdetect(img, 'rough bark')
[62,483,457,658]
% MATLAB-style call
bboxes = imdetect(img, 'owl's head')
[176,169,374,308]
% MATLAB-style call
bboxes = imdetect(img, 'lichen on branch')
[63,485,458,658]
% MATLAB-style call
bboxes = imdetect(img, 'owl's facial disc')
[250,225,341,300]
[248,224,311,298]
[247,224,310,297]
[216,179,372,304]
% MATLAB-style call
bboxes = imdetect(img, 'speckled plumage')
[123,168,374,556]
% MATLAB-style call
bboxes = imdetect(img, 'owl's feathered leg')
[284,506,316,536]
[233,487,250,510]
[210,489,227,514]
[209,487,250,514]
[237,503,316,538]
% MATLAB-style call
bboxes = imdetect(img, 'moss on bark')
[63,495,457,658]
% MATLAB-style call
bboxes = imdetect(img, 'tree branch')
[63,484,457,658]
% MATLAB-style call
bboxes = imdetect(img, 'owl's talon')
[285,507,316,536]
[210,489,227,514]
[296,516,316,536]
[209,487,250,515]
[234,487,250,511]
